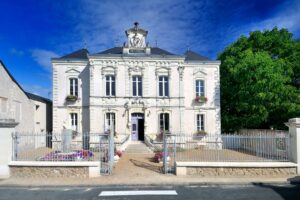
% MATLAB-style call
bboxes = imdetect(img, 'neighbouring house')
[0,60,52,133]
[0,60,34,132]
[52,22,221,140]
[26,92,52,133]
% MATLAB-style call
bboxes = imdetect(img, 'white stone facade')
[52,24,221,139]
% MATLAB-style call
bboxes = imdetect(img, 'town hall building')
[52,23,221,140]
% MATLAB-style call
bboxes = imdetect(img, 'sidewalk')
[1,153,299,186]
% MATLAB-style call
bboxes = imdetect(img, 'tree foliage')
[219,28,300,132]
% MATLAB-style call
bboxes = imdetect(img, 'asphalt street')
[0,183,299,200]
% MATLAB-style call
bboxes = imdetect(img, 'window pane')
[112,79,116,96]
[106,78,110,96]
[133,81,137,96]
[70,79,74,95]
[165,114,169,131]
[164,79,169,97]
[159,81,163,96]
[138,79,142,96]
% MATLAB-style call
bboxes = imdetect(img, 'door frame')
[131,113,144,141]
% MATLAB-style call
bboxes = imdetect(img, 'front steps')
[125,141,153,154]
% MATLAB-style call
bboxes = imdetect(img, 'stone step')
[125,143,153,154]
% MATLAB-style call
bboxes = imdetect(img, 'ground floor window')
[105,112,116,131]
[197,114,205,131]
[159,113,169,132]
[70,113,78,131]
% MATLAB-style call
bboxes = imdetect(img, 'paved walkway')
[1,152,299,186]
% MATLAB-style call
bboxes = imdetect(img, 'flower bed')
[153,151,170,163]
[39,150,94,161]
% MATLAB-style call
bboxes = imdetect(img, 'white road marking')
[99,190,178,196]
[28,188,40,191]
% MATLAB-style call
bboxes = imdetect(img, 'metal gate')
[162,134,177,174]
[99,131,114,175]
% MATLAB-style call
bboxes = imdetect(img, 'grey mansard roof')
[60,48,89,59]
[59,47,211,61]
[184,50,211,61]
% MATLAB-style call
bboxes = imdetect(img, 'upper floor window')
[106,75,116,96]
[132,76,142,97]
[159,76,169,97]
[159,113,169,132]
[197,114,205,131]
[69,78,78,97]
[196,80,205,97]
[70,113,78,131]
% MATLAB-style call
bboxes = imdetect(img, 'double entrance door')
[131,113,144,141]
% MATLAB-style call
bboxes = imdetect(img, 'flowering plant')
[115,150,123,157]
[154,151,170,163]
[194,96,207,103]
[195,130,207,136]
[65,95,78,102]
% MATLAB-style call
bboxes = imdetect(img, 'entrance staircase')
[125,141,153,154]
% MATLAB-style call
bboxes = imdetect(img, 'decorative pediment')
[101,66,117,76]
[193,69,207,76]
[65,68,80,74]
[155,66,171,77]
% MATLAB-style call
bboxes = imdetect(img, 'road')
[0,183,299,200]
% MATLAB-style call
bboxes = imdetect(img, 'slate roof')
[60,48,89,59]
[184,50,211,61]
[97,47,175,55]
[26,92,52,104]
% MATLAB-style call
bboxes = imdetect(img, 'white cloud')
[23,84,52,99]
[31,49,59,72]
[74,0,214,54]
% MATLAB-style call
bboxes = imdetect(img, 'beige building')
[52,23,221,139]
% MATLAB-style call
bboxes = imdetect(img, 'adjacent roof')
[60,48,89,59]
[184,50,211,61]
[97,47,175,55]
[0,60,29,98]
[26,92,52,104]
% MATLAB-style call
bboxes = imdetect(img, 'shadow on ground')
[252,180,300,200]
[130,159,162,173]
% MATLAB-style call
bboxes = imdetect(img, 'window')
[0,97,7,113]
[106,75,116,96]
[70,113,78,131]
[69,78,78,96]
[159,76,169,97]
[197,114,205,131]
[159,113,169,131]
[132,76,142,97]
[105,112,116,131]
[196,80,205,97]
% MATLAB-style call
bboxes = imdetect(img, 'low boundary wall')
[9,161,100,178]
[176,162,297,176]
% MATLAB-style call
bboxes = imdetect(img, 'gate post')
[109,123,115,174]
[285,118,300,174]
[163,133,168,174]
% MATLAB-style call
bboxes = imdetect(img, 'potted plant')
[194,96,207,103]
[195,130,207,136]
[65,95,78,102]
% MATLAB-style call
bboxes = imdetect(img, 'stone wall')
[187,167,297,176]
[10,166,89,178]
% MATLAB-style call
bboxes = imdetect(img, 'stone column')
[286,118,300,174]
[0,120,18,178]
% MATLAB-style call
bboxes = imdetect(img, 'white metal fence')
[146,132,290,162]
[12,132,129,162]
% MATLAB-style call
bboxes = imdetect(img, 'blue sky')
[0,0,299,98]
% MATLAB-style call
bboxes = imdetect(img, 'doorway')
[131,113,144,141]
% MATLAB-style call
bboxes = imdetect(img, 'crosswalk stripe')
[99,190,178,196]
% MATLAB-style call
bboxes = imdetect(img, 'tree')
[219,28,300,132]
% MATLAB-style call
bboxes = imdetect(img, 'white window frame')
[105,112,116,132]
[69,78,78,96]
[159,113,170,132]
[105,75,116,96]
[196,114,205,131]
[70,113,78,131]
[196,79,205,97]
[132,75,142,97]
[158,76,169,97]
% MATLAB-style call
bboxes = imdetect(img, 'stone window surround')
[66,75,80,98]
[195,111,207,133]
[158,110,172,133]
[103,110,117,132]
